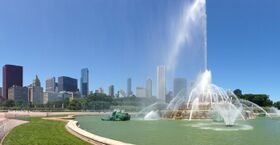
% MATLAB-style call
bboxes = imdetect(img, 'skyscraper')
[80,68,89,97]
[2,65,23,99]
[33,75,41,87]
[173,78,187,97]
[136,87,146,98]
[46,77,56,92]
[127,78,132,97]
[146,78,153,98]
[28,75,44,104]
[58,76,78,92]
[8,85,28,104]
[108,85,114,97]
[157,65,166,101]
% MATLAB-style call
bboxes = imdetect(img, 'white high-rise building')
[146,78,152,97]
[136,87,146,98]
[157,65,166,101]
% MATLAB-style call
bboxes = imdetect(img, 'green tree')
[68,99,82,110]
[84,93,113,110]
[4,100,15,107]
[86,93,113,102]
[273,101,280,109]
[241,94,273,107]
[233,89,242,97]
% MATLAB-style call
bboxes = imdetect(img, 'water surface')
[76,115,280,145]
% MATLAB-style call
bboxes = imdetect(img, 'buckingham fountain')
[140,0,270,127]
[142,70,270,127]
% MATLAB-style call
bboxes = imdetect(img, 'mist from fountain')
[270,107,280,117]
[137,102,167,120]
[213,102,243,126]
[144,111,161,120]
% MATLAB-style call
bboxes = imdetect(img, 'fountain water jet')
[144,111,161,120]
[213,102,243,126]
[166,0,207,73]
[269,107,280,117]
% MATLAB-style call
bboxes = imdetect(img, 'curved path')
[66,120,134,145]
[0,119,28,145]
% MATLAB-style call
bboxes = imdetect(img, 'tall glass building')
[80,68,89,97]
[58,76,78,92]
[45,77,56,92]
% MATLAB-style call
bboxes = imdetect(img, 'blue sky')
[0,0,279,101]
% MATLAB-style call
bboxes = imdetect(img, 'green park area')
[3,117,90,145]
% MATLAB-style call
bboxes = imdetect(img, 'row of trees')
[0,93,158,111]
[1,90,279,111]
[69,93,158,111]
[233,89,280,108]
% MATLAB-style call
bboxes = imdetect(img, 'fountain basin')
[76,115,280,145]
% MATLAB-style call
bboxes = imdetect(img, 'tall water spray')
[166,0,207,73]
[164,0,244,126]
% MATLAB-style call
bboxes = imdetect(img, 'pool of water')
[76,115,280,145]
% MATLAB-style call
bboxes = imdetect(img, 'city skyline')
[0,63,181,99]
[0,1,279,145]
[0,0,279,101]
[0,63,277,101]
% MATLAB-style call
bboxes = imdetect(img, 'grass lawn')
[3,117,91,145]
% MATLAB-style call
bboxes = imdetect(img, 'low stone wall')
[66,120,134,145]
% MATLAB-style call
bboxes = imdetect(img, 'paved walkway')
[0,119,28,144]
